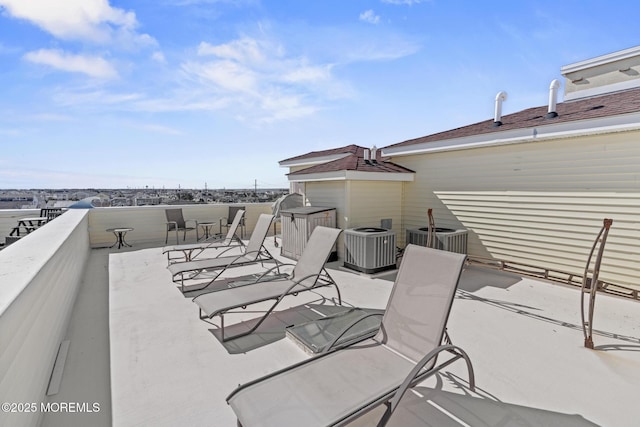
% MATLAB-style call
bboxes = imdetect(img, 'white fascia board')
[279,153,352,168]
[345,171,414,181]
[561,45,640,75]
[288,170,413,182]
[382,111,640,157]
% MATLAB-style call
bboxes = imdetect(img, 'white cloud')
[180,35,350,122]
[0,0,155,47]
[151,51,166,63]
[359,10,380,24]
[23,49,119,79]
[126,122,184,135]
[51,89,144,109]
[381,0,427,4]
[198,38,269,64]
[281,65,332,83]
[29,113,75,122]
[182,60,258,93]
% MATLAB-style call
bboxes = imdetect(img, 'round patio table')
[107,227,134,249]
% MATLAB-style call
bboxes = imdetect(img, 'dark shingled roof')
[280,144,361,163]
[384,87,640,150]
[288,146,414,176]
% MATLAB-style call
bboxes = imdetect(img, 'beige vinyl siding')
[303,180,404,259]
[347,181,404,245]
[304,181,346,226]
[303,181,347,258]
[394,130,640,290]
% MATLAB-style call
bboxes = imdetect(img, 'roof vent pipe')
[364,149,371,164]
[546,79,561,119]
[371,145,378,163]
[493,91,507,127]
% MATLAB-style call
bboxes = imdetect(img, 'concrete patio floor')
[43,239,640,426]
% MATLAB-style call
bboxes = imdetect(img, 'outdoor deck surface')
[46,239,640,426]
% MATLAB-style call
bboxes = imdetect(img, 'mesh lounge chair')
[165,208,197,244]
[226,245,475,427]
[192,226,342,342]
[168,214,275,292]
[378,387,594,427]
[162,209,245,264]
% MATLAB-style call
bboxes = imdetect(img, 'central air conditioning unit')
[406,227,468,254]
[344,227,397,274]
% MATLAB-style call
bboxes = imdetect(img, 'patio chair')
[168,214,275,292]
[162,209,245,264]
[226,245,474,427]
[192,226,343,342]
[165,208,197,244]
[220,206,246,239]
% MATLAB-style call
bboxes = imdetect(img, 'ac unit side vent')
[406,228,468,254]
[344,228,396,274]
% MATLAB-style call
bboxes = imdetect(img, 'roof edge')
[279,152,353,168]
[382,111,640,157]
[287,170,414,183]
[561,45,640,75]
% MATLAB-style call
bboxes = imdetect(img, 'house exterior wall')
[303,181,347,258]
[346,181,404,245]
[302,180,404,260]
[393,130,640,290]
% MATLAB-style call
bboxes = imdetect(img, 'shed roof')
[287,146,414,176]
[279,144,361,165]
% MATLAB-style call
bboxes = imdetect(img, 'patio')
[43,236,640,426]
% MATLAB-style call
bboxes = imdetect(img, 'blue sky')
[1,0,638,190]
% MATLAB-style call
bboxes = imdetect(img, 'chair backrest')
[165,208,186,229]
[375,245,466,364]
[224,209,245,242]
[227,206,245,225]
[244,214,274,255]
[292,226,342,286]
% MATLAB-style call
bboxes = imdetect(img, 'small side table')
[107,228,134,249]
[197,222,216,241]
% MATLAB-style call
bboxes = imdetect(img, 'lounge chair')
[168,214,275,292]
[226,245,475,427]
[162,209,245,264]
[165,208,197,244]
[378,386,594,427]
[192,226,343,342]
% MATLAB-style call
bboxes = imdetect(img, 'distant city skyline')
[2,0,640,189]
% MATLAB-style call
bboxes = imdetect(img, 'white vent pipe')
[371,145,378,162]
[546,79,561,118]
[494,91,508,126]
[364,149,370,162]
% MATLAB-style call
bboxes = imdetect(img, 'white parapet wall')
[0,209,90,427]
[87,203,275,247]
